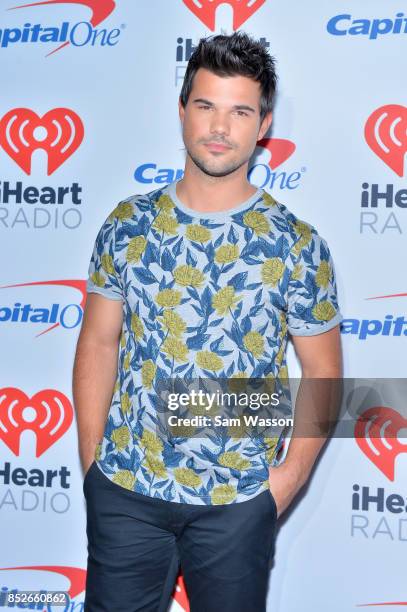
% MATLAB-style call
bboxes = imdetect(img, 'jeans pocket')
[267,487,278,520]
[83,460,96,492]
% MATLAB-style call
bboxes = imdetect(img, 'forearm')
[72,336,119,472]
[281,366,343,486]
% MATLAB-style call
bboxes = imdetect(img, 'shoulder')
[107,186,162,222]
[261,191,330,259]
[100,185,170,238]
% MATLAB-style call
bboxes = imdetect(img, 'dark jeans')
[83,460,278,612]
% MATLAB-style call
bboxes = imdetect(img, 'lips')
[204,143,232,153]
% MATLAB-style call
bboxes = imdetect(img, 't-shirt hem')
[86,281,123,301]
[287,310,343,337]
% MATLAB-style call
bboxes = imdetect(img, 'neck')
[176,156,258,213]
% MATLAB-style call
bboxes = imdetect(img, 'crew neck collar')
[165,179,264,220]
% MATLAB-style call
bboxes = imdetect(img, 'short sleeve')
[286,230,343,336]
[86,213,123,301]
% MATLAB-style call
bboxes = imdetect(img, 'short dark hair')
[179,31,278,123]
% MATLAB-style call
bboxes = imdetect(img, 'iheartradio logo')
[355,406,407,481]
[0,108,84,175]
[0,387,73,456]
[182,0,266,30]
[365,104,407,177]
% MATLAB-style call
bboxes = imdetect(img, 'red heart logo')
[256,138,296,170]
[354,406,407,481]
[364,104,407,177]
[0,387,73,457]
[0,108,84,175]
[172,573,190,611]
[182,0,266,31]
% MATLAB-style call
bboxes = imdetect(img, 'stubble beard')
[187,145,250,178]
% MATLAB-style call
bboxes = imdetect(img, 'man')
[73,31,343,612]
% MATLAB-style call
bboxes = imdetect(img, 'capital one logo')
[0,108,84,175]
[8,0,116,55]
[0,387,73,456]
[355,406,407,481]
[365,104,407,177]
[182,0,266,30]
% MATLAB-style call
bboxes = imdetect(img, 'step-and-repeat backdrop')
[1,1,406,610]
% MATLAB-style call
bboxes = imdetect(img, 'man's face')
[179,67,271,178]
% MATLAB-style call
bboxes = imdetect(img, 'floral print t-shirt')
[85,179,343,505]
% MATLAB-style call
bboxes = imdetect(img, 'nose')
[209,110,231,138]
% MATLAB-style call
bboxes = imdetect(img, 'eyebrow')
[192,98,256,114]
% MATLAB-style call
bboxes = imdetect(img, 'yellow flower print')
[169,422,196,437]
[144,452,167,478]
[101,253,115,275]
[243,331,264,357]
[155,194,175,212]
[291,220,312,256]
[108,201,134,221]
[131,313,144,340]
[218,451,251,471]
[312,301,336,321]
[185,224,212,242]
[112,469,136,490]
[214,243,240,264]
[173,264,205,287]
[315,260,331,289]
[291,262,304,281]
[212,286,242,315]
[140,430,163,455]
[142,359,156,388]
[196,350,224,371]
[279,365,289,380]
[126,236,147,263]
[94,442,102,461]
[123,352,131,370]
[111,425,130,451]
[161,337,189,362]
[120,392,132,416]
[157,309,186,337]
[174,467,202,488]
[155,288,183,307]
[243,210,270,235]
[211,484,237,504]
[120,332,126,349]
[227,417,249,439]
[264,436,279,463]
[227,371,248,394]
[153,212,179,235]
[279,311,287,337]
[90,271,105,287]
[275,344,284,366]
[261,257,285,286]
[262,192,277,207]
[264,374,276,394]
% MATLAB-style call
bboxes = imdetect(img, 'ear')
[258,111,272,140]
[178,98,185,124]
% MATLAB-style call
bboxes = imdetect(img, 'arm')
[278,325,342,486]
[268,324,343,517]
[72,293,123,475]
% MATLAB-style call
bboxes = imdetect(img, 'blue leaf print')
[227,224,239,244]
[132,267,158,285]
[87,184,342,505]
[161,247,176,271]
